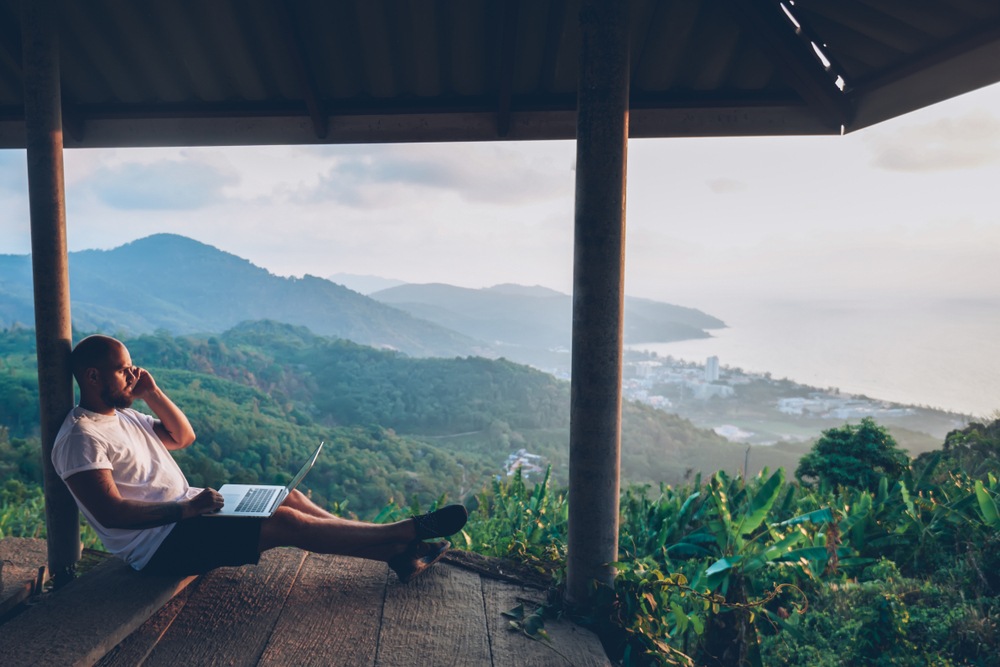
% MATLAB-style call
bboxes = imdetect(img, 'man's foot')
[411,504,468,541]
[388,540,450,584]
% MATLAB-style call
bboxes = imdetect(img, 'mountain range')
[1,235,724,360]
[0,235,477,357]
[370,282,724,350]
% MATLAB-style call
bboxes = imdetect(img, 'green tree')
[796,418,908,491]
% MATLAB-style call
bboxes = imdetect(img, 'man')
[52,335,467,581]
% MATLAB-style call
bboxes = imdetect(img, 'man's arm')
[131,368,196,450]
[64,469,223,529]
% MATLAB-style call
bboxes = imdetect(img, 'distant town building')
[776,396,916,419]
[504,449,545,477]
[714,424,755,441]
[705,356,720,382]
[686,381,734,399]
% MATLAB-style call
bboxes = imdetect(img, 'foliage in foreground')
[5,410,999,666]
[0,479,103,550]
[459,458,1000,667]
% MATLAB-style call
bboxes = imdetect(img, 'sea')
[630,297,1000,418]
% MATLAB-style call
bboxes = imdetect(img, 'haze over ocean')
[633,297,1000,418]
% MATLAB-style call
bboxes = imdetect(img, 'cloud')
[0,150,27,193]
[82,159,238,210]
[706,178,748,194]
[866,110,1000,173]
[296,145,572,208]
[0,151,30,254]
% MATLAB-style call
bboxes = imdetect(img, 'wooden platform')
[0,538,49,618]
[2,546,610,667]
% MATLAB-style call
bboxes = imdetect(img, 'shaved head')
[72,335,126,386]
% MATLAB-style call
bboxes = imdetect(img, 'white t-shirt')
[51,407,202,570]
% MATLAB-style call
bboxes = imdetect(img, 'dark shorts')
[142,515,263,575]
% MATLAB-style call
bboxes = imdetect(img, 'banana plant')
[975,477,999,530]
[690,469,860,667]
[460,464,568,560]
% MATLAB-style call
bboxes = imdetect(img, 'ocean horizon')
[631,296,1000,418]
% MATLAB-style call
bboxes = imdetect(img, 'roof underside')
[0,0,998,148]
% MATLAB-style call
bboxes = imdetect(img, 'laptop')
[205,442,324,518]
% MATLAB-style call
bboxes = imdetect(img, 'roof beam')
[855,16,1000,94]
[272,0,327,139]
[723,0,852,128]
[497,0,519,137]
[849,17,1000,131]
[0,103,838,149]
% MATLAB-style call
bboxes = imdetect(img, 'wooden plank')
[0,537,48,617]
[0,557,197,667]
[482,578,611,667]
[256,554,388,667]
[260,556,385,665]
[375,564,492,667]
[93,583,196,667]
[141,548,307,667]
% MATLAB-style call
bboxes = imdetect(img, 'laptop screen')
[285,441,324,493]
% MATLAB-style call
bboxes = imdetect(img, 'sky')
[2,81,1000,311]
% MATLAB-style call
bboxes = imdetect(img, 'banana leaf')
[678,531,717,545]
[774,546,852,562]
[946,493,979,513]
[899,482,917,519]
[737,468,785,538]
[876,476,890,506]
[776,508,834,527]
[763,530,806,561]
[976,480,999,527]
[705,555,744,576]
[666,543,715,559]
[916,453,941,490]
[678,491,701,518]
[704,555,744,590]
[838,512,868,533]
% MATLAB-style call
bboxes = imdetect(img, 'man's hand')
[130,366,158,401]
[133,367,197,449]
[182,488,225,518]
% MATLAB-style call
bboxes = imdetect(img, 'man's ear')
[84,367,100,387]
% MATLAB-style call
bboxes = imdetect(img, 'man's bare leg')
[258,506,417,561]
[280,489,339,520]
[275,491,426,560]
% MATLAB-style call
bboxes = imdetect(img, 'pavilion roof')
[0,0,998,148]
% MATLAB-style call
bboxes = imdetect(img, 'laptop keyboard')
[235,487,279,514]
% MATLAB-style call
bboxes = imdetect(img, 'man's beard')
[100,383,133,410]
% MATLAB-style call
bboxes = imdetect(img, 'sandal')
[388,540,450,584]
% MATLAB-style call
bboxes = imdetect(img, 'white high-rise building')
[705,356,720,382]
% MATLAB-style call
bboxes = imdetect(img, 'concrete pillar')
[22,0,80,586]
[566,0,629,605]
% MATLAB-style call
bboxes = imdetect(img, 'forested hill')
[128,319,570,435]
[0,322,742,509]
[0,234,479,358]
